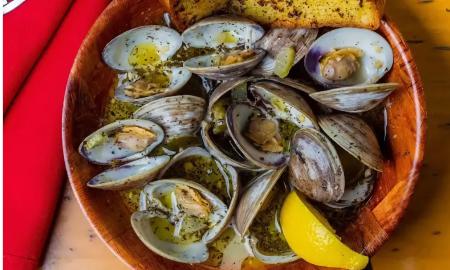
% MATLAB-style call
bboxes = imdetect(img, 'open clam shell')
[226,103,289,169]
[183,49,266,80]
[103,25,182,72]
[115,67,191,105]
[310,83,399,113]
[133,95,206,138]
[289,128,345,202]
[318,114,384,172]
[87,156,170,190]
[181,16,265,49]
[250,81,318,129]
[305,28,394,87]
[182,16,265,80]
[132,179,228,263]
[79,119,164,165]
[235,168,285,236]
[158,147,239,238]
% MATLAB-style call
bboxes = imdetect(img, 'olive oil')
[128,43,161,68]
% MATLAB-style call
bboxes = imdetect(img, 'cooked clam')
[227,103,289,169]
[249,81,318,129]
[87,156,170,190]
[288,128,345,202]
[305,28,393,87]
[182,16,265,79]
[310,83,399,113]
[115,67,191,105]
[318,114,384,172]
[132,179,228,263]
[158,147,239,233]
[133,95,206,138]
[79,119,164,165]
[103,25,191,104]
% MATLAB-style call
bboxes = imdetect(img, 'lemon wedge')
[274,46,295,78]
[280,191,369,270]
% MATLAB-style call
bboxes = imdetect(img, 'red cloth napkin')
[4,0,110,269]
[3,0,73,112]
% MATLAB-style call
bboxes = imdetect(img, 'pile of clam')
[79,15,398,265]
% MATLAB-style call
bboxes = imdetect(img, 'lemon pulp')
[280,191,369,270]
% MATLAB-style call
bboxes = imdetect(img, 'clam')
[132,179,228,263]
[87,156,170,190]
[253,28,318,76]
[182,16,266,79]
[158,147,239,233]
[309,83,399,113]
[305,28,393,87]
[249,81,318,129]
[235,169,299,263]
[133,95,206,138]
[79,119,164,165]
[226,103,289,169]
[235,169,285,236]
[318,114,384,172]
[288,128,345,202]
[102,25,191,104]
[115,67,192,105]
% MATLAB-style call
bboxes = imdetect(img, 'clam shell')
[310,83,399,113]
[87,156,170,190]
[78,119,164,165]
[158,147,239,239]
[132,178,228,263]
[181,15,264,49]
[289,128,345,202]
[250,81,318,129]
[115,67,192,105]
[235,169,285,236]
[318,114,384,171]
[304,27,394,87]
[200,121,261,171]
[226,103,289,169]
[133,95,206,138]
[183,49,266,80]
[246,235,298,264]
[103,25,182,72]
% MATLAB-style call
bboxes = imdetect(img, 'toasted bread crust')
[160,0,384,30]
[159,0,228,30]
[230,0,384,29]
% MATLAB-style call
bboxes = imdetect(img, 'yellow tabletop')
[41,0,450,269]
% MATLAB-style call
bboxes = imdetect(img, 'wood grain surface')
[43,0,450,269]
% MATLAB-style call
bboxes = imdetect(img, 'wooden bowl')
[62,0,426,269]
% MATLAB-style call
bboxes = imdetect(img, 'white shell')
[78,119,164,165]
[115,67,192,105]
[133,95,206,138]
[103,25,182,71]
[182,16,264,49]
[305,28,393,87]
[87,156,170,190]
[132,179,228,263]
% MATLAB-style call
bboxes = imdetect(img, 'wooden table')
[41,0,450,269]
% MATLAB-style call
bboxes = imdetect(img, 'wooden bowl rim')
[62,1,426,268]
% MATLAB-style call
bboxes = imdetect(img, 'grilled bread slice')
[230,0,385,29]
[159,0,228,30]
